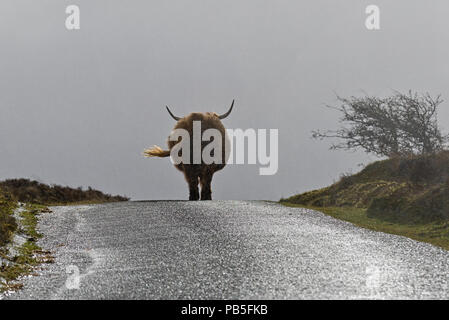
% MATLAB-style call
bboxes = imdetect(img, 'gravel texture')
[4,201,449,299]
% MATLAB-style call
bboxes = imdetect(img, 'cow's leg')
[184,171,199,201]
[200,172,213,200]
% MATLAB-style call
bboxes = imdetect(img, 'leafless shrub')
[312,91,448,157]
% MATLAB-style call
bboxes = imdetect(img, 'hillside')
[0,179,129,205]
[281,151,449,224]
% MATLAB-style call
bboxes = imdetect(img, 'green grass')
[0,204,53,292]
[282,203,449,251]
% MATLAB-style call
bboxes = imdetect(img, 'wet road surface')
[5,201,449,299]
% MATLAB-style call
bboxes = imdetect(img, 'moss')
[18,206,43,240]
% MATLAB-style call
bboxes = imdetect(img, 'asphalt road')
[4,201,449,299]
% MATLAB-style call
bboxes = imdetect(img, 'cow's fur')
[144,110,231,200]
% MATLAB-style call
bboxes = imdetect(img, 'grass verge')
[281,203,449,251]
[0,204,54,293]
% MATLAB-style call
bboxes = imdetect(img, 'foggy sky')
[1,0,448,200]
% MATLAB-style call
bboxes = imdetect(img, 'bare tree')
[312,91,448,157]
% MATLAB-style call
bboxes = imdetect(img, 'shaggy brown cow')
[144,101,234,200]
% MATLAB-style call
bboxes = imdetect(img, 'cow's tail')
[143,145,170,158]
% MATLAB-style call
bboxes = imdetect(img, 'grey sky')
[1,1,448,200]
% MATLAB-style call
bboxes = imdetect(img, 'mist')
[0,0,448,200]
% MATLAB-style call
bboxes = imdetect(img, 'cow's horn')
[166,106,181,121]
[218,100,235,120]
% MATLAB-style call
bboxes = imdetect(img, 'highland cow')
[144,100,234,200]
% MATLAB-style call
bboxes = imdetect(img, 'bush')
[313,91,448,157]
[0,190,17,246]
[0,179,129,205]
